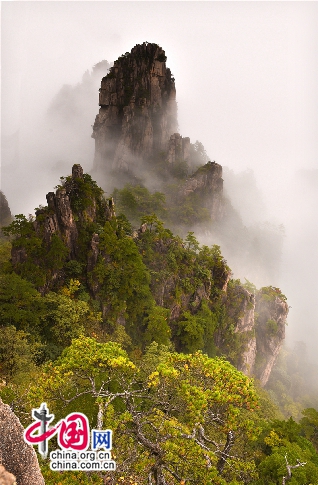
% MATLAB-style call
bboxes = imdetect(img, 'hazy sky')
[2,2,317,210]
[1,1,318,356]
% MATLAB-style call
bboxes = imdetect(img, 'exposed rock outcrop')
[42,186,78,258]
[166,133,190,165]
[217,283,287,383]
[0,398,44,485]
[92,42,177,173]
[0,192,12,228]
[92,42,226,225]
[10,164,115,292]
[179,161,224,222]
[39,164,113,257]
[225,285,256,375]
[254,288,289,386]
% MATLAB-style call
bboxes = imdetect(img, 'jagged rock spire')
[92,42,178,172]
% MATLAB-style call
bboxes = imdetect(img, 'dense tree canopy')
[31,337,259,484]
[0,166,317,485]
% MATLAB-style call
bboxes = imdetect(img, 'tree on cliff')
[0,191,12,227]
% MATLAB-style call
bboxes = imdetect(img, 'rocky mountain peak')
[91,42,225,226]
[92,42,178,173]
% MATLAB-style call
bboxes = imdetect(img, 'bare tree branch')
[217,430,235,474]
[282,454,307,484]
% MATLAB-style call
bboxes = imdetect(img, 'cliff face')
[92,43,177,172]
[254,288,289,386]
[221,285,257,376]
[217,284,288,385]
[166,133,190,165]
[11,164,115,292]
[36,164,115,259]
[179,161,225,222]
[91,42,225,226]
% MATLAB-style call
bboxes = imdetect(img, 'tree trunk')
[97,401,104,430]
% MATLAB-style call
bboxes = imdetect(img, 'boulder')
[0,398,44,485]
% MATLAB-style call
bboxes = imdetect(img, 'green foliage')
[64,259,84,278]
[112,153,214,228]
[140,213,165,233]
[168,158,189,179]
[113,185,166,223]
[266,319,278,336]
[58,172,105,217]
[259,285,287,302]
[0,323,42,420]
[2,213,34,239]
[197,244,230,295]
[0,191,12,228]
[89,220,152,334]
[2,214,69,287]
[255,417,318,484]
[265,343,318,420]
[43,289,90,346]
[243,278,257,294]
[252,384,283,421]
[217,279,255,368]
[29,336,136,424]
[170,190,211,226]
[46,234,69,271]
[2,215,47,285]
[134,218,231,354]
[0,325,36,384]
[32,337,259,484]
[177,300,218,355]
[143,305,171,347]
[115,213,133,237]
[0,273,45,335]
[184,231,200,252]
[177,310,205,352]
[189,140,210,168]
[0,240,12,274]
[5,166,311,483]
[300,408,318,452]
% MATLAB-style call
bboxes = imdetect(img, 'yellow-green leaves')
[30,337,137,414]
[31,339,261,483]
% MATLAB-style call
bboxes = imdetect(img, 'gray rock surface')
[92,42,177,173]
[254,289,289,386]
[179,161,224,222]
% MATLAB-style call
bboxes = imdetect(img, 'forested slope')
[1,166,318,484]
